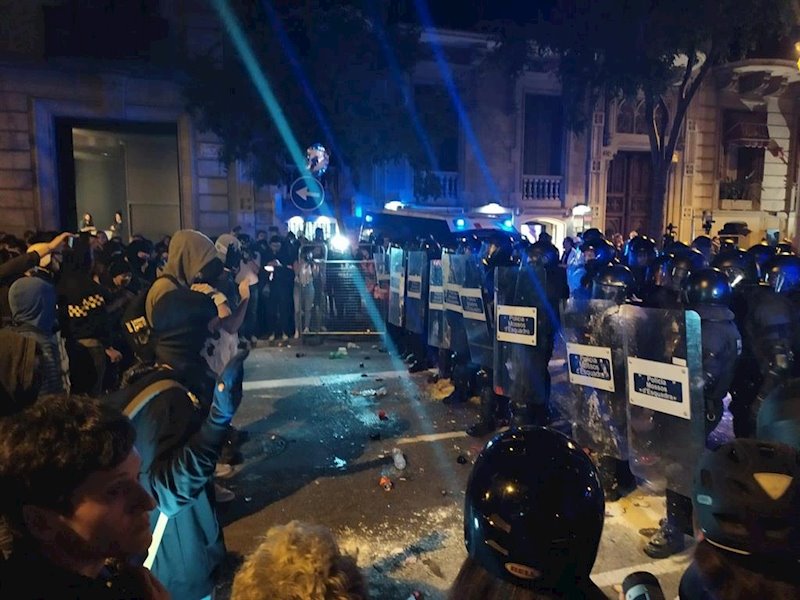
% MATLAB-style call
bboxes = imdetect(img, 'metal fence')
[306,259,386,335]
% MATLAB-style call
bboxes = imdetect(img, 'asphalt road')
[216,338,692,599]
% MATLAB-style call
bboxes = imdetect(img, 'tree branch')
[657,95,670,143]
[664,51,715,162]
[644,92,662,165]
[677,48,697,101]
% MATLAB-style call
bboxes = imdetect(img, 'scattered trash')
[369,432,381,441]
[406,592,424,600]
[332,456,347,470]
[244,496,252,503]
[359,362,365,368]
[379,475,393,491]
[364,355,371,360]
[633,500,650,508]
[392,448,407,470]
[361,387,387,397]
[347,342,361,349]
[378,346,388,353]
[329,349,347,359]
[638,527,659,537]
[456,455,468,465]
[295,352,306,358]
[375,378,384,383]
[440,489,447,496]
[378,410,388,421]
[361,373,368,377]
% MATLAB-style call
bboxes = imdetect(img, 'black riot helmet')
[694,439,800,561]
[664,240,690,255]
[483,236,514,269]
[592,263,634,304]
[691,235,713,265]
[765,253,800,294]
[777,240,796,256]
[684,268,732,307]
[648,254,674,287]
[580,238,616,266]
[527,240,559,268]
[669,249,705,291]
[747,243,777,282]
[712,249,758,288]
[464,427,604,590]
[581,228,604,244]
[420,237,442,260]
[623,235,658,270]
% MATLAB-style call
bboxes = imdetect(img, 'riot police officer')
[623,235,658,297]
[690,235,713,266]
[573,237,616,300]
[747,243,776,282]
[641,249,704,309]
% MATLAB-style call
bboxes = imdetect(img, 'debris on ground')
[347,342,361,349]
[378,410,388,421]
[456,455,467,465]
[295,352,306,358]
[369,432,381,441]
[380,475,393,491]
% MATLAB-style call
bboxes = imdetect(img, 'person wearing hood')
[8,276,69,396]
[145,230,225,400]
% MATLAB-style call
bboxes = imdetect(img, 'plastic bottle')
[392,447,406,470]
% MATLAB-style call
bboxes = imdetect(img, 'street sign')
[290,175,325,211]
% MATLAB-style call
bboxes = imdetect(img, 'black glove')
[210,350,249,425]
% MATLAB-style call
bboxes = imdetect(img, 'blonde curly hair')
[231,520,368,600]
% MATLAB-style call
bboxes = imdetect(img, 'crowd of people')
[0,220,798,599]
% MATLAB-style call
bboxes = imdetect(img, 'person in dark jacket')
[8,275,69,395]
[0,394,166,600]
[58,236,122,396]
[0,329,40,417]
[107,351,248,600]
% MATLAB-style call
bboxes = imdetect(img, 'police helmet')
[765,253,800,294]
[694,439,800,560]
[777,240,796,256]
[712,249,758,288]
[684,268,732,307]
[420,237,442,260]
[483,237,514,269]
[691,236,713,264]
[758,379,800,451]
[581,228,605,244]
[664,240,690,255]
[592,263,634,303]
[464,427,604,589]
[747,244,777,281]
[527,240,559,267]
[623,236,658,269]
[648,254,674,287]
[669,249,705,290]
[580,238,616,266]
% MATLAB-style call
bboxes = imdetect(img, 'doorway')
[55,119,182,240]
[605,151,652,238]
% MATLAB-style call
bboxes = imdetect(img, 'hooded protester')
[8,276,69,396]
[145,230,220,400]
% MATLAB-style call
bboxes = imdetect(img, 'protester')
[679,439,800,599]
[449,427,606,599]
[231,520,367,600]
[0,394,167,599]
[0,329,40,416]
[8,276,70,395]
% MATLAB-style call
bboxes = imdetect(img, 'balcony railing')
[414,170,459,203]
[522,175,563,202]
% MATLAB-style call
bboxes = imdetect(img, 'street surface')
[218,338,692,599]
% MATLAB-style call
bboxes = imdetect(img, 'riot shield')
[444,252,470,357]
[427,259,448,349]
[462,253,493,368]
[373,249,390,323]
[387,247,405,328]
[405,251,428,335]
[493,264,549,402]
[623,306,705,496]
[557,298,629,459]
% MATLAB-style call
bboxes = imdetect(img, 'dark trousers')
[69,339,107,397]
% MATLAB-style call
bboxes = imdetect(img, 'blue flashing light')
[365,214,374,223]
[502,219,513,229]
[455,218,466,229]
[355,206,363,218]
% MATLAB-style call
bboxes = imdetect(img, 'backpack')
[122,274,180,364]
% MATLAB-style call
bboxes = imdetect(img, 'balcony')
[413,170,459,204]
[522,174,563,203]
[718,178,761,211]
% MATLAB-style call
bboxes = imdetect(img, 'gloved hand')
[209,350,249,424]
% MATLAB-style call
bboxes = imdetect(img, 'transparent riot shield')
[462,253,493,368]
[444,252,470,357]
[387,247,405,328]
[623,306,705,496]
[557,298,629,459]
[428,259,448,349]
[373,249,390,323]
[405,251,428,335]
[493,264,549,401]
